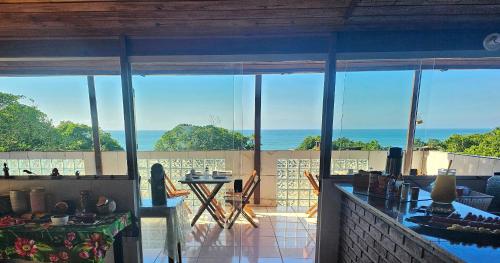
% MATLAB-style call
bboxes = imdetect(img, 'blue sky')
[0,69,498,131]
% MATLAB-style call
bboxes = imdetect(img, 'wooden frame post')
[403,69,422,175]
[87,76,103,176]
[119,35,139,180]
[119,35,142,262]
[316,33,338,263]
[253,74,262,205]
[318,35,337,181]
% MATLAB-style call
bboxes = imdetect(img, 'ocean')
[108,128,490,151]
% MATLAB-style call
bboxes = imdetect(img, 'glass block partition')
[0,159,85,176]
[138,158,226,207]
[276,158,368,207]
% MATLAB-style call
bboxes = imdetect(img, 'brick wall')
[338,194,462,263]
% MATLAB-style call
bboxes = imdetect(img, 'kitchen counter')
[336,183,499,263]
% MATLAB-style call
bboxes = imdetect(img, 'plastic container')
[30,187,46,213]
[456,190,494,211]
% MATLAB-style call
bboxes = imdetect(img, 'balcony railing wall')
[1,150,499,206]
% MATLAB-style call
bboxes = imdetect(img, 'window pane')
[261,73,325,208]
[416,64,500,175]
[0,76,93,176]
[94,75,127,176]
[131,62,254,203]
[333,68,414,174]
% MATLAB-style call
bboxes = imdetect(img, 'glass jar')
[431,174,457,204]
[30,187,46,213]
[10,190,29,214]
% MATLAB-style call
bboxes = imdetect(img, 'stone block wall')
[338,195,461,263]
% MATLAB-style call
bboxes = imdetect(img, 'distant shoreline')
[107,128,491,151]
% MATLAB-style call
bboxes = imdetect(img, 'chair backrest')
[304,171,320,192]
[242,170,257,195]
[242,170,260,199]
[163,173,178,197]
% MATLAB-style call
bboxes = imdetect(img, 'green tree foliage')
[154,124,254,151]
[296,136,385,150]
[0,92,59,151]
[297,129,500,158]
[444,128,500,157]
[56,121,123,151]
[0,91,123,152]
[413,138,444,150]
[296,136,321,150]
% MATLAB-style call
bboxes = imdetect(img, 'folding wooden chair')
[304,171,320,218]
[225,170,258,218]
[164,174,192,214]
[226,170,260,228]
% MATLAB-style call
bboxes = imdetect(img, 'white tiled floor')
[141,206,317,263]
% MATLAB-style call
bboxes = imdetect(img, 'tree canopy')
[423,128,500,157]
[56,121,123,151]
[296,136,385,150]
[0,91,123,152]
[154,124,254,151]
[297,128,500,158]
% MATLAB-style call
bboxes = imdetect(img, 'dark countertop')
[336,184,500,263]
[140,197,184,217]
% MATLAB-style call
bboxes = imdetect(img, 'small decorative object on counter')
[79,190,91,213]
[3,163,9,178]
[75,170,80,179]
[53,201,69,215]
[431,160,457,204]
[30,187,46,213]
[486,172,500,211]
[50,168,60,178]
[96,196,116,215]
[10,190,29,214]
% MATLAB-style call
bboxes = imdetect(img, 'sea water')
[108,128,489,151]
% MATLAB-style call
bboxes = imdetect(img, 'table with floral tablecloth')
[0,212,131,263]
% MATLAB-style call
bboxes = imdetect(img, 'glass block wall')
[276,159,320,207]
[138,158,226,206]
[276,158,368,207]
[0,159,85,176]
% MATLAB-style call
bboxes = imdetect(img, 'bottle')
[80,190,91,213]
[204,166,210,179]
[385,147,403,200]
[386,177,396,200]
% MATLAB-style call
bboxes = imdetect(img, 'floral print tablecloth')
[0,212,131,263]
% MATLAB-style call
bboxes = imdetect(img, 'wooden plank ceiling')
[3,57,500,76]
[1,0,500,38]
